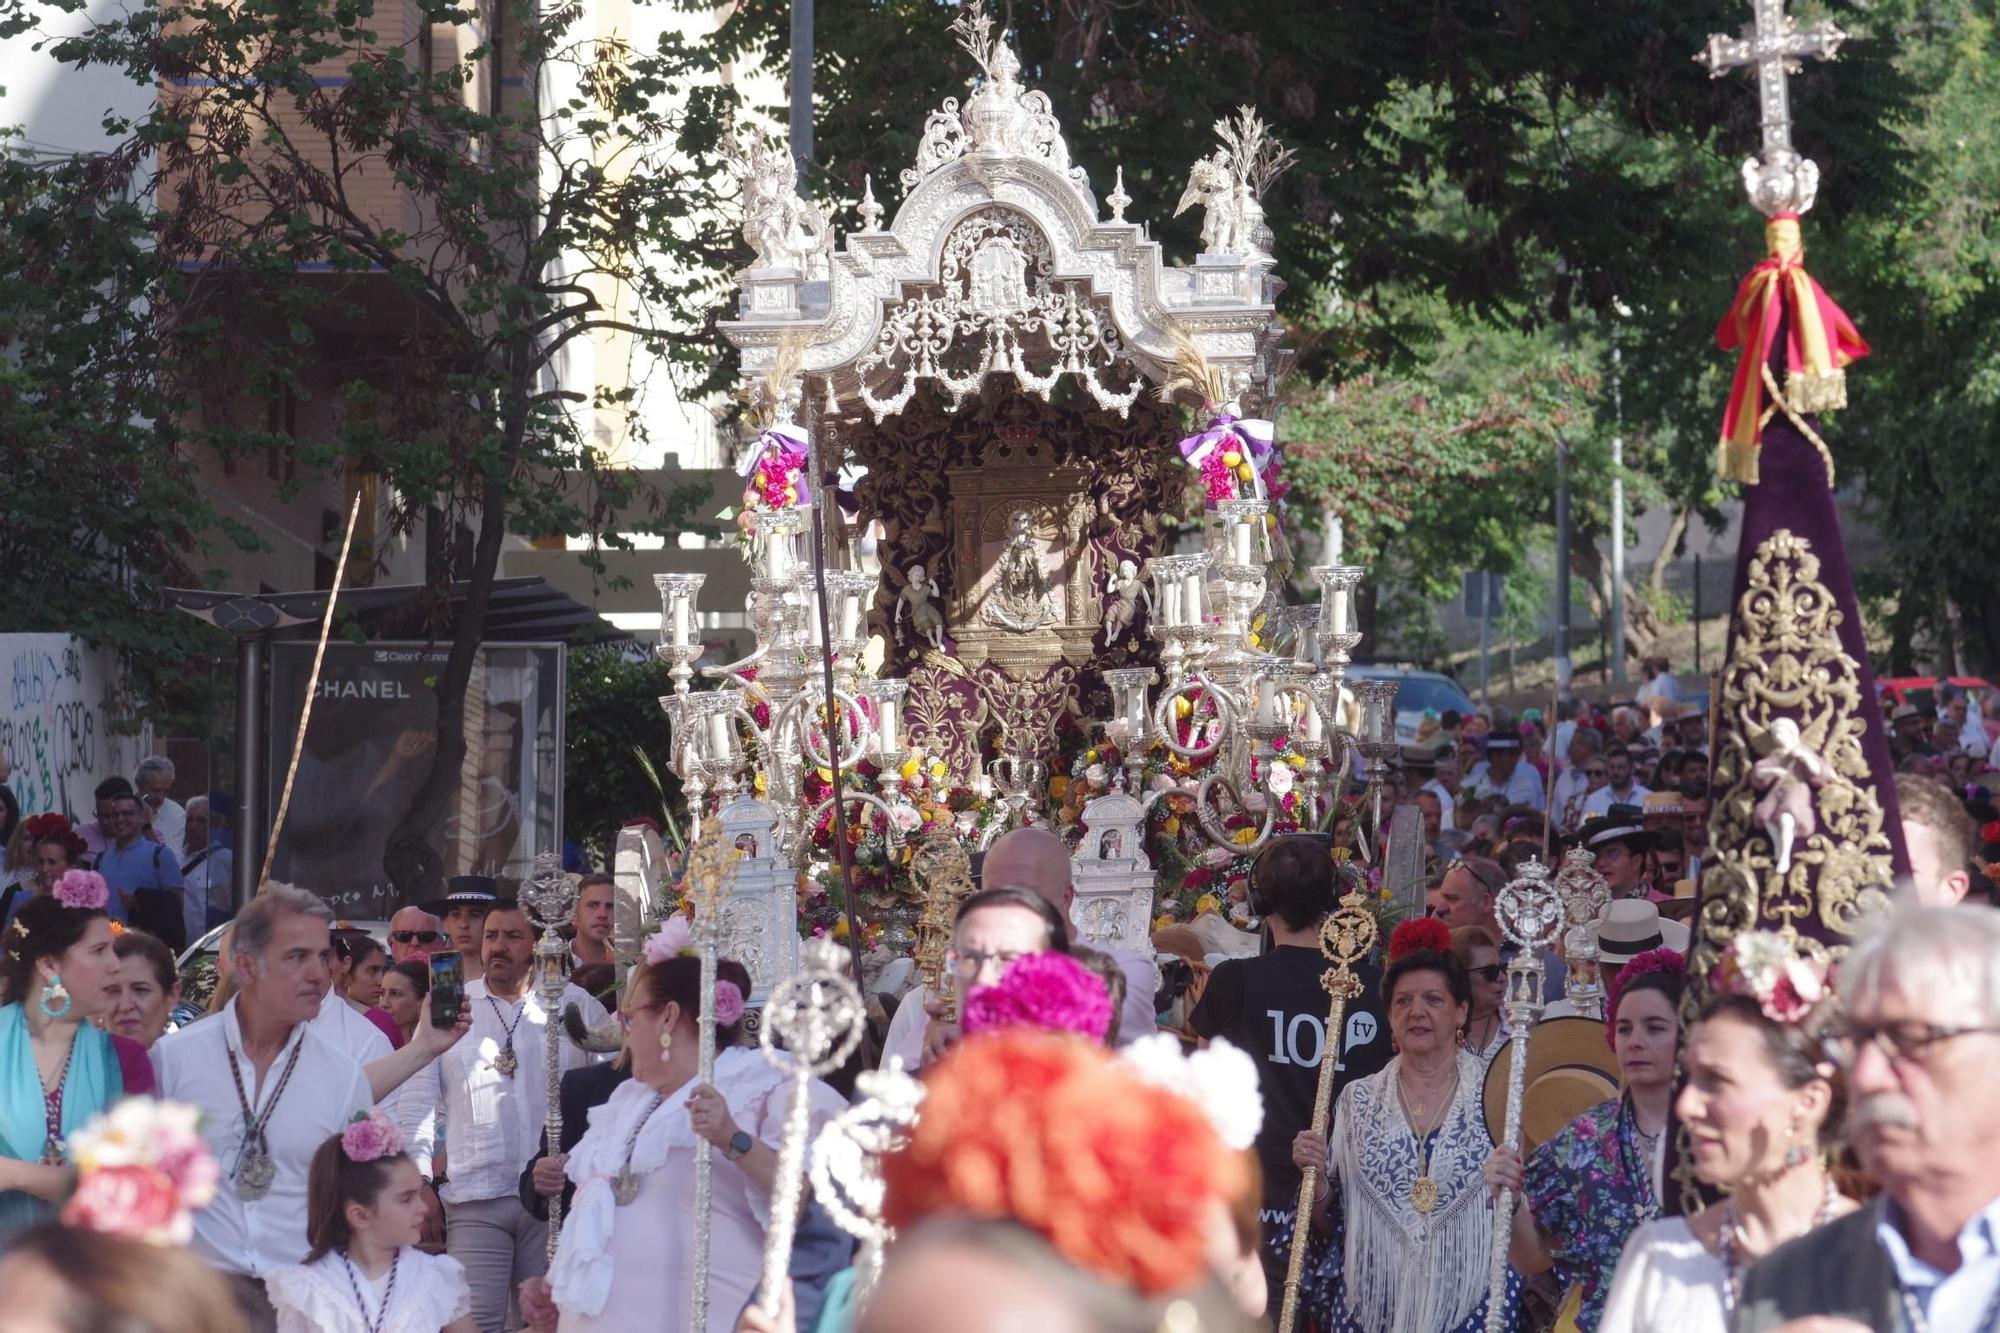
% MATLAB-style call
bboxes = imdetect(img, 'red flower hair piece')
[1388,916,1452,961]
[883,1030,1245,1297]
[1981,819,2000,845]
[1604,947,1686,1050]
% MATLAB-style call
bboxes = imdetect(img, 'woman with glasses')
[1484,950,1684,1331]
[1450,926,1508,1062]
[1596,934,1850,1333]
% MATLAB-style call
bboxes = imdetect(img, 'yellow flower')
[1153,914,1175,931]
[1050,775,1071,799]
[1085,749,1099,763]
[899,757,920,781]
[1194,893,1222,915]
[832,917,850,938]
[1232,826,1258,847]
[1248,633,1262,648]
[1174,698,1192,718]
[816,767,833,783]
[752,773,769,795]
[1164,816,1181,835]
[928,759,948,780]
[1286,752,1307,769]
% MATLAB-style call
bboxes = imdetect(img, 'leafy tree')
[563,640,684,863]
[10,0,728,891]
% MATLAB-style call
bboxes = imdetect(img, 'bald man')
[880,827,1161,1068]
[388,904,446,963]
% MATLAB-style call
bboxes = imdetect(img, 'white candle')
[672,595,692,646]
[1161,580,1183,628]
[878,703,899,754]
[807,603,824,646]
[840,592,860,641]
[1256,679,1276,724]
[1182,573,1204,623]
[1126,687,1145,736]
[707,713,731,758]
[767,537,790,579]
[971,774,994,799]
[1326,511,1344,565]
[1328,586,1349,637]
[1231,520,1253,567]
[1305,701,1325,742]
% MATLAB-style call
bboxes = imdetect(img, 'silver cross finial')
[1697,0,1847,216]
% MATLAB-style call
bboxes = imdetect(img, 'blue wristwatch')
[725,1130,754,1161]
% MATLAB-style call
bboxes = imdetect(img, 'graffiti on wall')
[0,634,148,820]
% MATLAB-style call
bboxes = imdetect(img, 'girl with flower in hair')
[268,1109,477,1332]
[1596,933,1854,1333]
[525,922,846,1333]
[1483,948,1685,1331]
[0,873,154,1236]
[1288,916,1520,1332]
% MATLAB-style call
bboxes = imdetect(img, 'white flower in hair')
[1119,1032,1265,1152]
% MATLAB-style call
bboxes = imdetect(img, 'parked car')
[1341,665,1477,746]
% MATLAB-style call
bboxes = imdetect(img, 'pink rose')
[712,980,746,1027]
[62,1165,185,1243]
[53,869,110,911]
[645,915,693,964]
[340,1110,403,1163]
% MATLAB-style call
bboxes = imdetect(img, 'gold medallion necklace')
[1397,1060,1458,1217]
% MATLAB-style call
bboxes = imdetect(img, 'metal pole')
[1610,341,1627,684]
[233,635,263,912]
[1553,266,1573,696]
[1694,553,1703,674]
[1478,597,1491,710]
[789,0,813,167]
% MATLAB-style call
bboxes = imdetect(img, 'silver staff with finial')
[1697,0,1847,219]
[682,823,741,1333]
[522,851,580,1259]
[809,1059,925,1305]
[1483,857,1564,1333]
[1552,846,1613,1021]
[755,937,866,1318]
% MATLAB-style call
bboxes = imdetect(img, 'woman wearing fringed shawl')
[1287,918,1519,1332]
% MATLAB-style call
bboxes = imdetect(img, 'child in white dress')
[267,1109,476,1333]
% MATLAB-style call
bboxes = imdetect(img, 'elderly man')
[1550,727,1604,835]
[1428,855,1566,1001]
[135,754,186,858]
[152,886,461,1330]
[882,827,1157,1067]
[388,903,446,962]
[179,795,233,937]
[1896,773,1976,907]
[1734,905,2000,1331]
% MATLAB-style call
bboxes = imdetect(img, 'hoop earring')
[38,974,72,1020]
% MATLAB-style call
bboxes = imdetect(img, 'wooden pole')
[260,489,362,887]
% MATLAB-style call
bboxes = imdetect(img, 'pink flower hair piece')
[1714,931,1829,1027]
[644,914,694,965]
[1604,947,1686,1051]
[340,1109,403,1163]
[53,869,110,911]
[962,952,1113,1044]
[712,980,746,1027]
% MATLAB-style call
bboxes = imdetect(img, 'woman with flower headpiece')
[1595,934,1853,1333]
[1,814,89,930]
[1288,917,1519,1332]
[0,871,154,1235]
[523,921,846,1333]
[1481,948,1685,1331]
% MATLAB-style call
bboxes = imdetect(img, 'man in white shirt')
[178,795,233,938]
[135,755,187,859]
[153,885,462,1330]
[881,827,1158,1069]
[1581,742,1651,820]
[1402,744,1455,833]
[1463,728,1544,811]
[408,903,610,1333]
[1550,727,1604,835]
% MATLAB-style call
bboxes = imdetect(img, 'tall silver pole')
[233,635,262,911]
[1553,260,1573,696]
[1610,338,1627,685]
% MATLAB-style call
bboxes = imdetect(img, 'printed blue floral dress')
[1522,1094,1662,1332]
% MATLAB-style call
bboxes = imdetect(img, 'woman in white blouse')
[1599,982,1853,1332]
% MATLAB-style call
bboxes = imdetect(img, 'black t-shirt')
[1190,944,1389,1241]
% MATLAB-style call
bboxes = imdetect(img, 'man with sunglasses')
[1429,855,1567,1001]
[1735,905,2000,1332]
[389,904,447,962]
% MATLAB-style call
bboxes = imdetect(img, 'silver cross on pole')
[1697,0,1848,216]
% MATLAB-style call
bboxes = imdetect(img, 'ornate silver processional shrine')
[662,3,1398,987]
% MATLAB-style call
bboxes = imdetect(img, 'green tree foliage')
[6,0,727,889]
[563,641,682,863]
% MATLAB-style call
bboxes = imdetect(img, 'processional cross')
[1697,0,1848,215]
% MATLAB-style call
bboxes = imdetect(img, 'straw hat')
[1595,899,1691,969]
[1482,1017,1622,1154]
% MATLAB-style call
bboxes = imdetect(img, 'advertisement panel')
[267,642,563,917]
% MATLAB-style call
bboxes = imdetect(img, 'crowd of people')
[0,670,1998,1333]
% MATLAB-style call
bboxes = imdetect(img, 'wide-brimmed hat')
[1485,728,1523,753]
[1890,703,1922,725]
[1596,898,1690,967]
[422,874,505,918]
[1577,806,1654,855]
[1400,743,1446,772]
[1482,1017,1622,1154]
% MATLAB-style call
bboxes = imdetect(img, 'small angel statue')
[1102,558,1150,645]
[895,563,947,650]
[1750,716,1833,875]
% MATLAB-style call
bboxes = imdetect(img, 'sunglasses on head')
[391,930,444,944]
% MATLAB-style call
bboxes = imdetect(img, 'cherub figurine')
[1750,716,1833,875]
[1102,558,1150,645]
[895,563,946,650]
